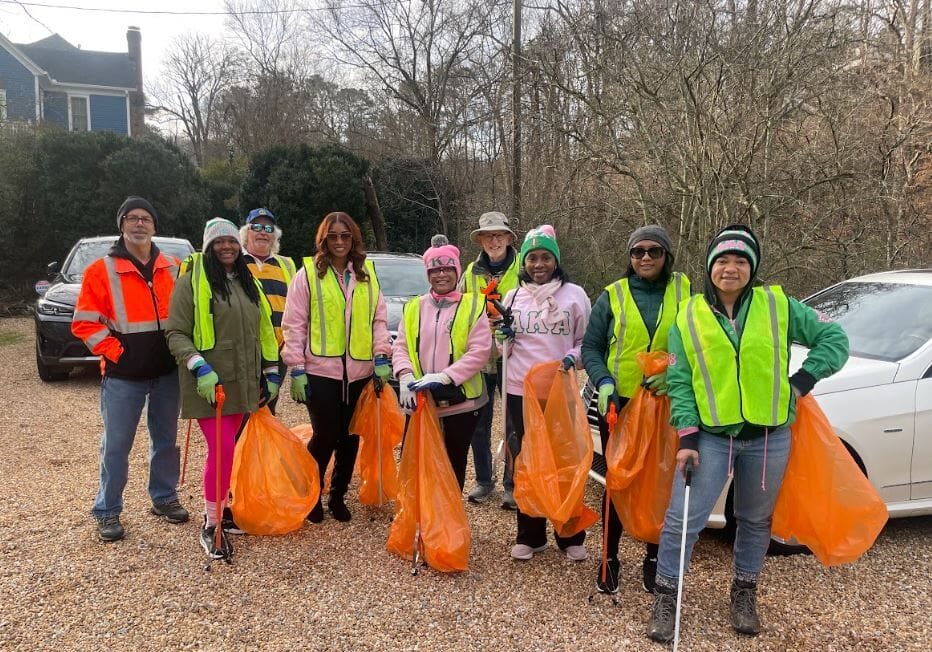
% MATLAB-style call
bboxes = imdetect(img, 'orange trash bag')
[772,395,888,566]
[386,395,471,572]
[349,380,405,505]
[230,407,321,535]
[605,351,678,544]
[514,361,598,538]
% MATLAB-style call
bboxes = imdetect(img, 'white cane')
[673,460,694,652]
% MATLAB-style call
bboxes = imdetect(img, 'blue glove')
[290,369,309,403]
[494,324,516,343]
[409,372,452,392]
[562,354,576,371]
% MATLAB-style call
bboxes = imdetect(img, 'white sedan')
[587,269,932,537]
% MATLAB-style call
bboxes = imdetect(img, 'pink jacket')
[501,282,592,396]
[392,293,492,417]
[282,260,391,382]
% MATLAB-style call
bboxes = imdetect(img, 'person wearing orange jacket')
[72,197,189,543]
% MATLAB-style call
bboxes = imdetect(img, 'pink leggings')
[197,414,244,502]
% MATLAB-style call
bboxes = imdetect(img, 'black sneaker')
[222,507,245,535]
[595,557,620,594]
[642,553,658,593]
[96,515,125,542]
[647,585,677,643]
[306,499,324,524]
[150,499,190,524]
[200,519,233,561]
[730,580,762,636]
[329,496,352,522]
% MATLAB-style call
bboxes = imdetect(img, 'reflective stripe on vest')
[303,258,380,360]
[677,287,791,427]
[605,272,690,398]
[273,255,296,284]
[402,294,485,399]
[186,253,278,361]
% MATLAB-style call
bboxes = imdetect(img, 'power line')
[0,0,306,15]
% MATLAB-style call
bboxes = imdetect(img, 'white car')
[586,269,932,541]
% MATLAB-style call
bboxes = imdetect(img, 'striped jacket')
[243,253,297,347]
[71,242,178,379]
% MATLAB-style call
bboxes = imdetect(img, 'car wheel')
[36,343,69,382]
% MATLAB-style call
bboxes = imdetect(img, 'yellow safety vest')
[273,254,297,283]
[183,253,278,362]
[462,257,519,298]
[402,294,485,399]
[303,258,380,360]
[605,272,690,398]
[677,286,791,427]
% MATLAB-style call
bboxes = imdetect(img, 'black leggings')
[509,393,586,550]
[599,404,659,562]
[305,375,368,500]
[402,408,482,492]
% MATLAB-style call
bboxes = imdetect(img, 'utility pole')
[511,0,522,225]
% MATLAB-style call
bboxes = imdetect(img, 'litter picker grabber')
[374,377,385,507]
[483,283,514,472]
[590,402,619,604]
[179,419,193,487]
[411,393,425,575]
[673,459,694,652]
[206,385,229,569]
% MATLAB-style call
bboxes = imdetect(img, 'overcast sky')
[0,0,229,87]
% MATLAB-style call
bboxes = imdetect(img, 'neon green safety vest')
[402,294,485,399]
[273,254,297,283]
[605,272,690,398]
[303,258,380,360]
[677,286,791,427]
[462,257,520,298]
[183,253,278,362]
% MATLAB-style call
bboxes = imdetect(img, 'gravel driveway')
[0,317,929,651]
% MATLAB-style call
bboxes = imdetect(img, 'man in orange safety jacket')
[72,196,189,542]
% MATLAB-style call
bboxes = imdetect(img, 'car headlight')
[35,298,74,317]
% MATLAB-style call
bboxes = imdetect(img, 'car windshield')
[62,239,193,281]
[804,280,932,361]
[371,258,428,297]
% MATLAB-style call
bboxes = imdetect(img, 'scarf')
[519,278,563,328]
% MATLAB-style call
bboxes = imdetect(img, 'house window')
[0,88,7,122]
[70,96,88,131]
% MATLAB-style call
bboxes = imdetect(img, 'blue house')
[0,27,144,137]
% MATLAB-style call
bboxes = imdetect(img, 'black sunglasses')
[249,223,274,234]
[630,246,665,260]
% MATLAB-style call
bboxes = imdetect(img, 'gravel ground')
[1,316,930,651]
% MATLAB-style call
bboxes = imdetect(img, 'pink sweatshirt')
[501,282,592,396]
[392,293,492,417]
[281,260,391,382]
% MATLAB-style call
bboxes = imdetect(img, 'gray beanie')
[116,196,158,230]
[202,217,241,253]
[627,224,673,254]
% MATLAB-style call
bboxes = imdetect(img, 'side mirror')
[46,261,59,280]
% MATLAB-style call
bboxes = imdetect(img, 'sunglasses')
[248,223,274,234]
[327,232,353,242]
[630,246,665,260]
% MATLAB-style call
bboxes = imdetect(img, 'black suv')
[34,235,195,381]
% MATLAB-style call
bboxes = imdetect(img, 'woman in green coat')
[166,218,278,561]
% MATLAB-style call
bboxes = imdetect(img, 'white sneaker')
[511,543,548,560]
[564,544,587,561]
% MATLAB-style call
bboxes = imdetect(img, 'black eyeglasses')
[248,223,274,234]
[630,246,665,260]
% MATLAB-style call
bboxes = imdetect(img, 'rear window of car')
[804,281,932,361]
[371,258,428,297]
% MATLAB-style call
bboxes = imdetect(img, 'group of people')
[73,196,848,643]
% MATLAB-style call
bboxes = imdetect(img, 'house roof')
[13,34,137,89]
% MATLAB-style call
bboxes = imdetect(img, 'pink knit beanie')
[423,234,462,279]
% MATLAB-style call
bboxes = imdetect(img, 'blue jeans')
[656,427,791,585]
[92,372,181,518]
[470,371,514,491]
